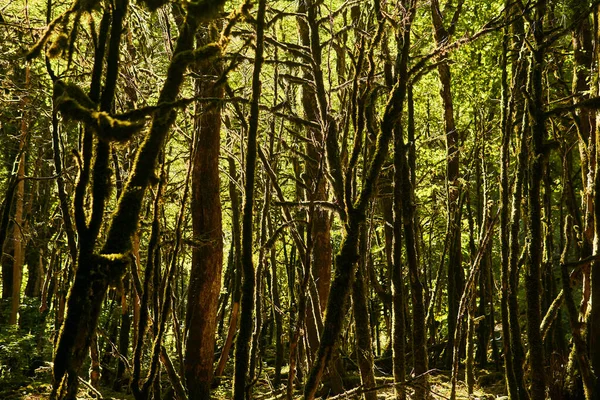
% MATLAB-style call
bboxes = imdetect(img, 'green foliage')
[0,299,51,392]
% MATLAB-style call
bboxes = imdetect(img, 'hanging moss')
[46,33,69,59]
[173,42,221,65]
[25,0,97,61]
[53,80,96,109]
[53,80,146,142]
[95,113,146,143]
[26,18,64,60]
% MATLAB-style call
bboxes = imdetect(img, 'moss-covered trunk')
[51,2,210,396]
[591,8,600,398]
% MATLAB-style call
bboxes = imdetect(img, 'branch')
[545,96,600,118]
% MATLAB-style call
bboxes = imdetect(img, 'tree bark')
[524,3,547,397]
[50,1,223,396]
[9,64,29,326]
[352,225,377,400]
[233,1,266,398]
[184,20,224,400]
[303,5,414,394]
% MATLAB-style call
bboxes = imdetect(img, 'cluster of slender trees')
[2,0,600,399]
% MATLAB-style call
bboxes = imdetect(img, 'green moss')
[173,42,221,65]
[96,113,145,143]
[54,80,96,110]
[53,80,145,142]
[46,33,69,59]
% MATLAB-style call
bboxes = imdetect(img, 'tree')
[233,0,266,398]
[4,0,600,399]
[184,18,225,400]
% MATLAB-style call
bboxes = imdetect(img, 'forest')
[1,0,599,399]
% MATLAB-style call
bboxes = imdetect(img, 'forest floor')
[0,366,507,399]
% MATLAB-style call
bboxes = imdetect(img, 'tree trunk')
[114,278,131,390]
[352,225,376,400]
[396,104,428,400]
[233,1,266,397]
[524,3,547,396]
[184,21,224,400]
[430,0,465,368]
[591,8,600,397]
[9,64,29,325]
[560,218,594,399]
[303,3,414,394]
[214,154,242,380]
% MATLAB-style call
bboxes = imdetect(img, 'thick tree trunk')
[297,0,331,353]
[184,22,224,400]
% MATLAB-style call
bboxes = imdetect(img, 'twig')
[78,377,103,399]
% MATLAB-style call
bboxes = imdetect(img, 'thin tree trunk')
[9,64,29,326]
[131,160,165,400]
[430,0,465,368]
[233,1,266,397]
[352,225,377,400]
[524,2,547,396]
[114,278,131,390]
[560,217,594,399]
[214,154,242,380]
